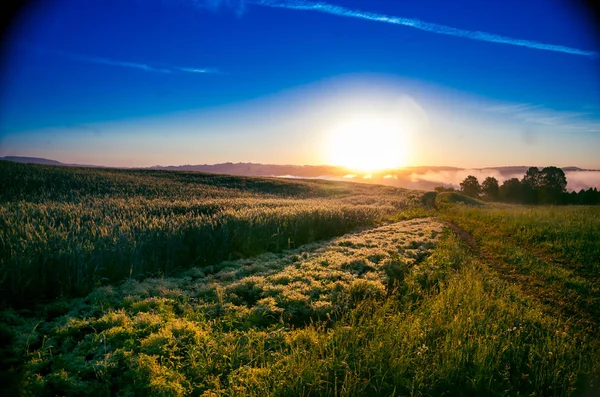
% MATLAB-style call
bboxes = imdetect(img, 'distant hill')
[2,156,598,190]
[0,156,104,168]
[1,156,65,166]
[150,163,346,177]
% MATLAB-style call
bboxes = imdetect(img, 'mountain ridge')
[1,156,597,191]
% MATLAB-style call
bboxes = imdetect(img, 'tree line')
[435,166,600,205]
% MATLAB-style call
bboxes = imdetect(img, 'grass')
[435,191,486,209]
[3,220,597,396]
[0,161,421,304]
[443,205,600,275]
[1,162,599,396]
[440,204,600,327]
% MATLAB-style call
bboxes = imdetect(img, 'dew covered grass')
[441,204,600,326]
[0,161,422,303]
[1,162,599,396]
[2,218,598,396]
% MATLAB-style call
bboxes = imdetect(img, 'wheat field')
[1,162,598,396]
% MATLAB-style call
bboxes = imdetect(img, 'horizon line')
[1,156,598,171]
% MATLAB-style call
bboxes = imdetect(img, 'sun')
[326,116,411,172]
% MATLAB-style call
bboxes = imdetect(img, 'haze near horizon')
[1,0,599,170]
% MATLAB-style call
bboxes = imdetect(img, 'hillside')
[0,156,65,166]
[2,157,598,191]
[0,160,420,303]
[0,161,599,396]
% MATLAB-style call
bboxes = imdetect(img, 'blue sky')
[0,0,599,168]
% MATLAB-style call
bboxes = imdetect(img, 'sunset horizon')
[2,153,599,171]
[2,1,599,170]
[2,1,600,394]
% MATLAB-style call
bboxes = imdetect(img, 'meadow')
[1,161,599,396]
[0,161,422,304]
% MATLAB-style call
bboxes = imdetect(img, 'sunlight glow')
[327,116,411,172]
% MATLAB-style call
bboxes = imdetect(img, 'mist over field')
[4,156,599,192]
[564,171,600,191]
[2,161,599,396]
[406,169,600,191]
[276,167,600,192]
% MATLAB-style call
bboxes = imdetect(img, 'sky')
[0,0,599,169]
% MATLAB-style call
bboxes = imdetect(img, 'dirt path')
[443,218,599,330]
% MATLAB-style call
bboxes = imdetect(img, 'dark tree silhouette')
[499,178,523,203]
[579,188,600,205]
[521,166,541,204]
[481,176,500,201]
[522,167,542,187]
[460,175,481,198]
[538,166,567,204]
[438,166,597,206]
[561,188,600,205]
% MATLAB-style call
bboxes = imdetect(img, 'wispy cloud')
[176,66,223,74]
[249,0,598,58]
[484,102,600,133]
[35,46,220,75]
[64,52,175,74]
[198,0,247,16]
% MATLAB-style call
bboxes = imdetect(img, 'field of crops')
[0,161,422,304]
[1,162,599,396]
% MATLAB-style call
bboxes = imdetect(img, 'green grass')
[3,220,597,396]
[435,191,486,208]
[1,164,599,396]
[440,204,600,327]
[442,205,600,275]
[0,161,420,303]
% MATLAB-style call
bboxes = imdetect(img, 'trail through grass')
[2,163,599,396]
[3,217,598,396]
[441,205,600,328]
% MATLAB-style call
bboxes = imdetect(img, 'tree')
[522,167,542,188]
[538,166,567,204]
[521,167,541,204]
[460,175,481,198]
[499,178,522,203]
[481,177,500,201]
[579,188,600,205]
[569,190,580,205]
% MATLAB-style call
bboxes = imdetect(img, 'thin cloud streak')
[483,102,600,133]
[176,66,224,74]
[250,0,598,58]
[48,47,221,75]
[65,52,174,74]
